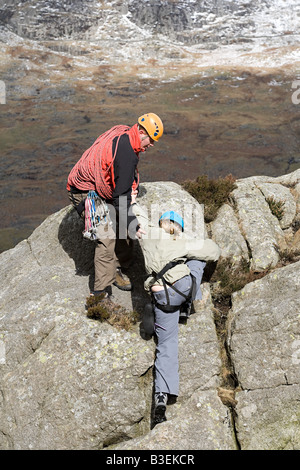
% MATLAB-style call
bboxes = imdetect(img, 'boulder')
[210,170,300,271]
[227,260,300,450]
[115,283,237,450]
[256,181,297,229]
[210,203,249,265]
[230,181,287,271]
[115,388,236,451]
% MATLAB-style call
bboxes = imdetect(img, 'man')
[67,113,163,296]
[132,203,221,425]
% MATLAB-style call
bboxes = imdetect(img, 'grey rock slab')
[256,181,297,229]
[115,388,237,451]
[210,203,249,265]
[227,260,300,450]
[235,385,300,450]
[138,181,207,239]
[228,260,300,391]
[231,180,287,271]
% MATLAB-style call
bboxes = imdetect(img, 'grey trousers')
[152,260,206,396]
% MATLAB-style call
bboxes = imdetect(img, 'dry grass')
[218,387,238,408]
[210,258,270,302]
[277,247,300,266]
[182,174,237,222]
[86,294,139,331]
[266,196,285,221]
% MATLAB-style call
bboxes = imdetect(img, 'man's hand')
[131,189,138,205]
[136,227,146,239]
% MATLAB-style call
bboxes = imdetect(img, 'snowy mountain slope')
[0,0,298,75]
[127,0,300,45]
[0,0,299,46]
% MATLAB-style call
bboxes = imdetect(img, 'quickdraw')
[83,190,112,240]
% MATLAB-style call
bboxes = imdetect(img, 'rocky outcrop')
[0,203,152,450]
[0,182,230,450]
[1,0,299,46]
[0,0,103,40]
[210,169,300,271]
[0,170,300,450]
[127,0,262,44]
[228,260,300,450]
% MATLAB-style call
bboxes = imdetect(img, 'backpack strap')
[152,260,195,314]
[154,260,184,280]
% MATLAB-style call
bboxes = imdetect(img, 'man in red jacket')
[67,113,164,297]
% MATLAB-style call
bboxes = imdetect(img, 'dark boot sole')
[113,282,132,291]
[154,405,167,424]
[142,303,155,336]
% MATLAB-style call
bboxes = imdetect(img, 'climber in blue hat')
[131,201,221,425]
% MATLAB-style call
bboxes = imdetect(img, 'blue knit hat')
[159,211,184,232]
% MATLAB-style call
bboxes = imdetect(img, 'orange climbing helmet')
[138,113,164,141]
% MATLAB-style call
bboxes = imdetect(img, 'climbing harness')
[151,260,197,316]
[83,190,112,241]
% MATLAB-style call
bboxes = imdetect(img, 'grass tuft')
[182,174,237,222]
[210,258,270,303]
[266,196,285,221]
[86,294,139,331]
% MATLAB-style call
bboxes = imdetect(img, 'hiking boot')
[113,268,132,291]
[86,286,113,309]
[154,392,167,424]
[142,303,155,336]
[91,285,112,298]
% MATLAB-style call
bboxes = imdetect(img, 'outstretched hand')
[131,189,138,205]
[136,227,146,239]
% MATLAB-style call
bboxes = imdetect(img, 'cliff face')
[0,0,103,40]
[1,0,299,46]
[0,170,299,450]
[127,0,265,44]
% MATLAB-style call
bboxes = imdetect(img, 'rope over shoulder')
[67,123,142,200]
